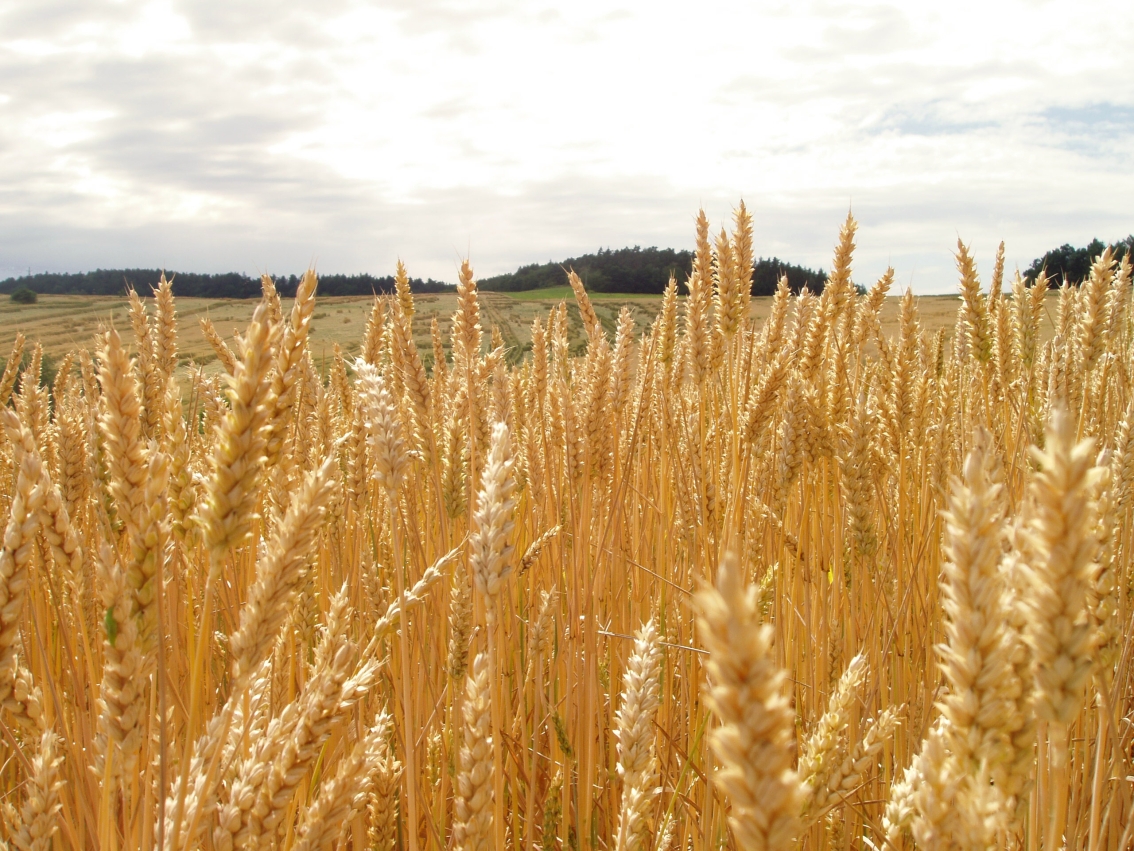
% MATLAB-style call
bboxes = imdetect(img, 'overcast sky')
[1,0,1132,293]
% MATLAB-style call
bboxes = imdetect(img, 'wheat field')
[0,288,988,378]
[0,205,1130,851]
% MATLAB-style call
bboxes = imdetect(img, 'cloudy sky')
[1,0,1132,293]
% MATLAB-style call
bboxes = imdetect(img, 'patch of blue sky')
[1042,103,1134,136]
[869,103,998,138]
[1038,103,1134,159]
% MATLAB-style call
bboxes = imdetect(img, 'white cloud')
[0,0,1131,291]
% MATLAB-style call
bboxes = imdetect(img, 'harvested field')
[0,289,1053,373]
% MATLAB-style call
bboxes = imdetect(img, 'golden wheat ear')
[290,711,392,851]
[798,653,868,811]
[0,729,64,848]
[229,455,339,684]
[0,408,47,719]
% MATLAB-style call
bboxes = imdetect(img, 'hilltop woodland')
[476,246,829,295]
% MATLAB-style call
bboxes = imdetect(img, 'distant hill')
[1,246,829,299]
[1025,236,1134,287]
[0,269,453,298]
[477,246,827,296]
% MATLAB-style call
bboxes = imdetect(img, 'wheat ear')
[355,359,410,493]
[264,268,317,469]
[1019,407,1103,846]
[470,421,517,625]
[934,429,1030,833]
[366,545,459,650]
[0,409,46,714]
[798,654,868,808]
[153,272,177,380]
[200,315,237,375]
[520,524,561,576]
[214,590,378,851]
[196,301,277,566]
[0,730,64,851]
[614,619,663,851]
[0,332,25,407]
[367,738,403,851]
[447,561,474,680]
[96,327,148,536]
[454,652,494,851]
[290,711,392,851]
[93,536,150,775]
[816,706,901,815]
[1020,407,1102,733]
[695,551,801,851]
[229,455,339,683]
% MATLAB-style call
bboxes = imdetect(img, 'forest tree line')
[0,269,451,299]
[1024,236,1134,286]
[4,236,1130,299]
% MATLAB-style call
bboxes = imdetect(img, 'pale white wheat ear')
[695,550,801,851]
[470,420,518,625]
[454,652,494,851]
[1020,407,1102,736]
[934,428,1032,837]
[817,705,900,816]
[210,588,378,851]
[355,358,410,494]
[467,423,516,851]
[614,619,663,851]
[290,711,392,851]
[898,428,1030,848]
[1018,406,1103,846]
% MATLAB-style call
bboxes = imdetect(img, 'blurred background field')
[0,288,1054,376]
